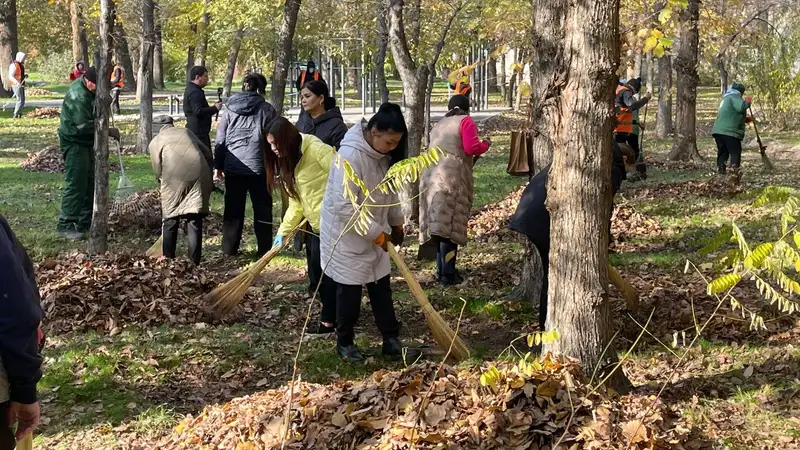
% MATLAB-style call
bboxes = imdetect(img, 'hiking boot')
[440,272,464,286]
[337,344,365,363]
[57,230,85,240]
[382,337,422,362]
[310,322,335,336]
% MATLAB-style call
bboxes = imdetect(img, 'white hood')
[15,52,26,62]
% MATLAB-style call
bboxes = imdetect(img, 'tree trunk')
[138,0,155,155]
[185,22,196,84]
[270,0,302,112]
[539,0,629,392]
[194,6,210,67]
[69,0,89,65]
[112,11,136,92]
[487,49,498,93]
[715,55,727,95]
[656,54,672,138]
[153,22,165,89]
[499,51,507,100]
[667,0,700,161]
[88,0,115,255]
[223,28,244,98]
[0,0,18,97]
[375,0,390,104]
[644,53,655,94]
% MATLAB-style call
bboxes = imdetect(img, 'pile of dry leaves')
[158,359,693,449]
[37,252,265,334]
[27,107,60,119]
[25,87,55,96]
[108,189,224,235]
[19,145,119,173]
[611,203,662,246]
[468,184,525,243]
[480,111,531,135]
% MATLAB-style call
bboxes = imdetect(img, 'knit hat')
[153,115,174,125]
[84,67,98,83]
[627,78,642,93]
[731,83,746,94]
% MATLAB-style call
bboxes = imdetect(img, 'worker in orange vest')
[295,60,324,92]
[450,77,472,97]
[110,62,125,114]
[614,77,651,181]
[7,52,27,119]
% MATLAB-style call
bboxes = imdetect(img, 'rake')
[207,219,307,316]
[111,117,135,202]
[387,243,470,361]
[748,106,775,171]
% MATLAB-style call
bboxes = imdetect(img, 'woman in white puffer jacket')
[319,103,421,363]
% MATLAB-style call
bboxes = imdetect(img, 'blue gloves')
[272,235,284,248]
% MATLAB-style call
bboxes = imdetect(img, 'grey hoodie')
[214,92,277,176]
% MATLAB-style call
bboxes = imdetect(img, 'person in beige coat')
[149,115,214,265]
[419,95,491,285]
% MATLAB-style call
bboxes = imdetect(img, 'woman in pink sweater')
[418,95,491,285]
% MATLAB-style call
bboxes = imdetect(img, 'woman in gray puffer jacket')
[214,74,278,256]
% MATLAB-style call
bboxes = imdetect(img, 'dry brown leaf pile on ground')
[19,145,119,173]
[158,359,694,450]
[468,185,525,243]
[27,107,61,119]
[108,189,223,235]
[480,111,531,135]
[37,252,265,334]
[25,87,55,96]
[611,204,663,245]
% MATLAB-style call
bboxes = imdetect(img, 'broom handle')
[387,243,437,316]
[608,264,638,310]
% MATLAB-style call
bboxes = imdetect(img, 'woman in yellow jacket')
[266,117,337,335]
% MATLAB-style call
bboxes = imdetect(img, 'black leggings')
[435,236,459,281]
[332,275,400,347]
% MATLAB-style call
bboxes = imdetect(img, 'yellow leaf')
[331,412,348,427]
[653,45,665,58]
[511,62,523,73]
[658,8,672,24]
[519,82,532,98]
[535,379,560,398]
[643,36,658,53]
[651,29,665,39]
[509,377,525,389]
[445,251,456,263]
[236,443,258,450]
[527,334,535,347]
[637,28,650,39]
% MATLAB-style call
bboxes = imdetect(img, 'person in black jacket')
[214,73,278,256]
[295,60,324,92]
[0,215,43,446]
[508,140,632,331]
[184,65,222,150]
[296,80,349,149]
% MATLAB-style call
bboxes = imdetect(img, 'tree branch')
[715,2,781,61]
[427,2,464,69]
[387,0,418,76]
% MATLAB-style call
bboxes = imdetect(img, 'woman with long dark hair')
[418,94,491,285]
[319,102,419,363]
[266,117,337,335]
[296,80,348,149]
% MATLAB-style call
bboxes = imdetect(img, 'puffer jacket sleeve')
[387,193,404,227]
[329,154,386,241]
[277,197,304,237]
[305,135,335,171]
[149,133,165,180]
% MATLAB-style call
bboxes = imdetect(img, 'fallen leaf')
[743,365,754,378]
[622,420,649,444]
[331,412,348,427]
[535,379,560,398]
[424,403,447,427]
[256,378,269,387]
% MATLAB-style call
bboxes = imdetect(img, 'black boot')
[382,337,421,362]
[440,272,464,286]
[337,344,365,363]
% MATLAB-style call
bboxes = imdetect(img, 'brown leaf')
[621,419,649,444]
[424,403,447,427]
[331,412,348,428]
[535,379,560,398]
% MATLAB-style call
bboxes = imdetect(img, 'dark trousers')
[626,133,646,174]
[111,87,121,114]
[530,238,550,331]
[306,228,336,324]
[58,141,95,233]
[0,402,13,450]
[163,214,203,265]
[714,134,742,173]
[222,173,272,256]
[196,133,212,153]
[333,275,400,347]
[435,236,459,281]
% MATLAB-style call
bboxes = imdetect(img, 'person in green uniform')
[711,82,752,175]
[56,67,119,239]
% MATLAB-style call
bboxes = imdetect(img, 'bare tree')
[138,0,155,154]
[667,0,700,161]
[539,0,630,392]
[69,0,89,65]
[88,0,115,255]
[656,54,672,138]
[154,21,165,90]
[0,0,18,98]
[270,0,302,112]
[374,0,390,104]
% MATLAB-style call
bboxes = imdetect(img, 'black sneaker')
[337,344,365,363]
[382,337,422,362]
[440,273,464,286]
[310,322,335,335]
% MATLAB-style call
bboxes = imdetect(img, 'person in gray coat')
[150,115,213,265]
[214,74,278,256]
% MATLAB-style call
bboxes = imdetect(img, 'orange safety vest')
[300,70,320,87]
[11,61,23,85]
[111,66,125,88]
[455,79,471,95]
[614,85,633,134]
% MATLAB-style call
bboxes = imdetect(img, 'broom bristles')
[207,219,308,316]
[388,243,471,361]
[146,236,163,257]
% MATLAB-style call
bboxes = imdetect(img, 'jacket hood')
[226,92,266,115]
[314,107,344,125]
[341,119,389,162]
[76,60,86,69]
[724,87,743,98]
[15,52,25,62]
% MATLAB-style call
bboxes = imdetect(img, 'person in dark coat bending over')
[184,65,222,150]
[509,141,633,331]
[0,214,44,448]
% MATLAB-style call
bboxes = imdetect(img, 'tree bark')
[715,54,728,95]
[667,0,700,161]
[112,6,136,93]
[88,0,115,255]
[0,0,18,97]
[69,0,89,65]
[270,0,302,112]
[185,22,196,84]
[223,28,244,98]
[499,51,507,100]
[138,0,155,155]
[487,48,498,93]
[656,54,672,139]
[539,0,629,392]
[375,0,390,104]
[194,5,210,67]
[153,22,165,90]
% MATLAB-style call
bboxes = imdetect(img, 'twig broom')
[207,219,307,316]
[748,106,775,171]
[146,236,163,257]
[608,264,639,310]
[387,243,471,361]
